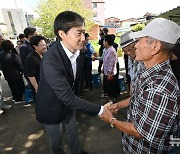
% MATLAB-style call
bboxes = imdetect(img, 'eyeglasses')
[38,44,47,47]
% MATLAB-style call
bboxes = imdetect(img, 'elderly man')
[112,32,145,111]
[101,18,180,153]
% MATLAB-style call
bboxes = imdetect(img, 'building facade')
[83,0,105,25]
[105,17,121,27]
[0,8,30,37]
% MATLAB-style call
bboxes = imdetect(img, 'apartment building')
[0,8,28,37]
[83,0,105,25]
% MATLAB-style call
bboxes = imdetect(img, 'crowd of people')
[0,10,179,154]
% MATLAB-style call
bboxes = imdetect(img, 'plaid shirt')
[122,60,180,154]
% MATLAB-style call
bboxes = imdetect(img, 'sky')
[0,0,179,20]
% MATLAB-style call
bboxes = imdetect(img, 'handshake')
[99,102,119,124]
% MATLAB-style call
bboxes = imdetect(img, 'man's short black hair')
[17,40,23,44]
[103,28,108,34]
[105,35,114,46]
[85,33,89,39]
[24,27,36,38]
[54,11,84,40]
[18,33,25,40]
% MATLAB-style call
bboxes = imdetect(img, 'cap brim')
[129,31,147,39]
[120,41,135,48]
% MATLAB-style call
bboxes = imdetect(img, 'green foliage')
[131,23,145,32]
[158,6,180,25]
[114,36,120,44]
[117,48,123,57]
[33,0,94,38]
[89,39,100,55]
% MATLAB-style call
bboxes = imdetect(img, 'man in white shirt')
[35,11,110,154]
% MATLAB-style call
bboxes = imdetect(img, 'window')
[7,11,16,34]
[93,3,97,8]
[93,12,97,17]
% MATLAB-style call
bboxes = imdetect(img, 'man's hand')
[109,103,119,114]
[91,55,96,61]
[100,105,113,123]
[104,101,113,108]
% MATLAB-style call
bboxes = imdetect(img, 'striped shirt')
[123,60,180,154]
[128,57,144,93]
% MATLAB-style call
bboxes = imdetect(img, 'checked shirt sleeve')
[134,86,178,145]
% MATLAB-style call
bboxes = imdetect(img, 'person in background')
[101,18,180,153]
[98,28,108,74]
[20,27,37,79]
[109,31,145,115]
[121,32,131,87]
[0,34,4,52]
[25,35,47,99]
[0,34,12,115]
[111,34,120,83]
[0,40,24,104]
[83,33,97,91]
[111,34,118,51]
[35,11,110,154]
[102,34,119,101]
[12,40,23,56]
[170,39,180,87]
[121,31,144,93]
[18,33,26,43]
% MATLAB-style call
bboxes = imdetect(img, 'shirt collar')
[140,60,170,79]
[60,41,80,60]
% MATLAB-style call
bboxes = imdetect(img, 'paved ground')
[0,58,128,154]
[0,76,129,154]
[1,58,178,154]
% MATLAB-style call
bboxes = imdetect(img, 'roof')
[92,0,105,3]
[105,17,121,20]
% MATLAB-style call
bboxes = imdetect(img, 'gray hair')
[146,36,175,55]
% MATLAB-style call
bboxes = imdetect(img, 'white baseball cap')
[129,18,180,44]
[120,31,136,48]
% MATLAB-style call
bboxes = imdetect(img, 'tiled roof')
[92,0,105,3]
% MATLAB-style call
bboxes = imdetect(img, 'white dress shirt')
[60,41,103,115]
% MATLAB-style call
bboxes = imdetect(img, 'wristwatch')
[110,117,117,128]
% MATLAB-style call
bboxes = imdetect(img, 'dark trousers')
[29,84,36,101]
[84,64,93,87]
[44,110,80,154]
[124,54,131,87]
[98,61,103,74]
[7,78,24,101]
[103,74,119,98]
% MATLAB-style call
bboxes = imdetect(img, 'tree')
[131,23,145,32]
[33,0,94,38]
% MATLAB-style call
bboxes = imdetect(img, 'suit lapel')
[25,40,33,52]
[75,51,84,81]
[56,41,74,78]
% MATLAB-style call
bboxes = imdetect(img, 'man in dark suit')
[35,11,109,154]
[20,27,36,79]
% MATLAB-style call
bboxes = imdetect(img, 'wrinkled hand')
[100,105,113,123]
[109,103,119,114]
[107,74,114,81]
[104,101,113,108]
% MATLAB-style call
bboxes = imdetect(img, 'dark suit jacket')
[20,40,33,77]
[35,41,101,124]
